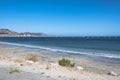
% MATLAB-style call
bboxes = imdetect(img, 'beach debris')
[20,63,24,66]
[25,60,34,65]
[107,71,118,76]
[69,78,76,80]
[35,62,39,65]
[58,75,61,78]
[50,63,58,66]
[46,75,50,78]
[41,72,45,74]
[76,66,84,70]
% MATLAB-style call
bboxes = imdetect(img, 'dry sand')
[0,45,120,80]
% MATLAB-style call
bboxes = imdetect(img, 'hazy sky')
[0,0,120,36]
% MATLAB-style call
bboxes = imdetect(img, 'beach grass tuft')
[46,64,50,70]
[9,66,20,74]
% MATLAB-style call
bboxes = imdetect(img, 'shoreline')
[0,41,120,64]
[0,44,120,80]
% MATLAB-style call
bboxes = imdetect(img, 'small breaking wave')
[0,41,120,59]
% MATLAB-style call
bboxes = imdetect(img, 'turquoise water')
[0,37,120,63]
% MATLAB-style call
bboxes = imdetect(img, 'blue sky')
[0,0,120,36]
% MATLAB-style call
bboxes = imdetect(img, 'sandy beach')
[1,0,120,79]
[0,45,120,80]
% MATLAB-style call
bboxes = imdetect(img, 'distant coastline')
[0,29,47,37]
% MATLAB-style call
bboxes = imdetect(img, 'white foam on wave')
[0,41,120,59]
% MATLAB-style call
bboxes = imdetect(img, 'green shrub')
[59,58,75,67]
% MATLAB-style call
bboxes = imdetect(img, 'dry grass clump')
[25,54,39,62]
[12,58,24,63]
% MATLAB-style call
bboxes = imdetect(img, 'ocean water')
[0,37,120,63]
